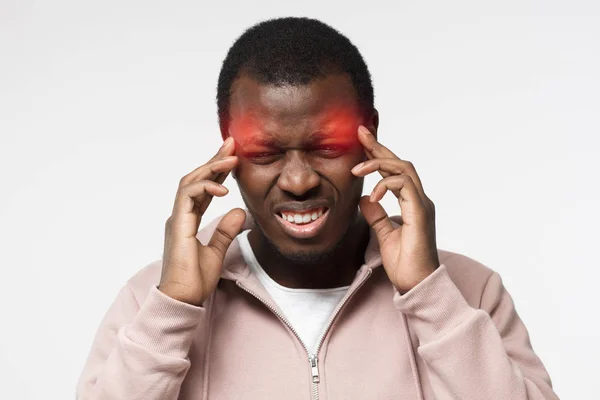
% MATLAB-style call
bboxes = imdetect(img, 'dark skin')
[228,73,379,289]
[158,71,438,305]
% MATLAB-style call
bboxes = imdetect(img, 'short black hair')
[216,17,374,138]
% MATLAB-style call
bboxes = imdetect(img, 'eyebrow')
[232,117,357,147]
[240,131,349,147]
[239,136,278,147]
[307,131,337,142]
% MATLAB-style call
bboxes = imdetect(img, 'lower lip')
[275,209,330,239]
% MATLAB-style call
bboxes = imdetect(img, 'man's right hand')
[158,137,246,306]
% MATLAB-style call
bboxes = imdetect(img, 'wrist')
[158,283,206,307]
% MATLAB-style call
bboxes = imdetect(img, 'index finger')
[357,125,397,160]
[356,125,401,182]
[208,136,236,162]
[183,137,237,184]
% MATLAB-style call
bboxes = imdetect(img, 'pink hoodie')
[77,212,558,399]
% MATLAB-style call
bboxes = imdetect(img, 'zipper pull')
[309,354,320,383]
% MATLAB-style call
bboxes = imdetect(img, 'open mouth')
[274,207,330,239]
[278,207,327,225]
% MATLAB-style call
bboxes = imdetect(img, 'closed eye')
[244,151,282,164]
[311,144,350,157]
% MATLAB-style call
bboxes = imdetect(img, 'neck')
[248,214,370,289]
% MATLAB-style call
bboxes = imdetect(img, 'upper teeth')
[280,208,325,224]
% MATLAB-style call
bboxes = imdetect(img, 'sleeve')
[393,264,559,400]
[76,284,207,400]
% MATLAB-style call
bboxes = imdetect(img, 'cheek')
[235,153,363,200]
[317,157,364,192]
[234,162,275,199]
[317,150,363,175]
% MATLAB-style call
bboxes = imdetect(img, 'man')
[77,17,558,399]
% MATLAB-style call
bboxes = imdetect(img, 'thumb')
[207,208,247,262]
[359,195,394,246]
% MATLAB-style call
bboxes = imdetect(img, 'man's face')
[228,73,373,262]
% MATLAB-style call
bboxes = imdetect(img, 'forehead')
[228,73,362,140]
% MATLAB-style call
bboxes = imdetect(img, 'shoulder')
[437,249,497,308]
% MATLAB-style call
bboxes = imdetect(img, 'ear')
[221,123,237,179]
[219,118,229,141]
[364,108,379,140]
[359,108,379,162]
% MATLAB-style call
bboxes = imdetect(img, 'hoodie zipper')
[236,267,373,400]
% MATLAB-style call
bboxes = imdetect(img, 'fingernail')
[352,162,364,172]
[359,126,371,136]
[221,136,233,149]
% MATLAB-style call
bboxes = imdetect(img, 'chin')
[258,215,353,264]
[266,236,343,265]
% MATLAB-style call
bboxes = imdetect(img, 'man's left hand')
[351,125,440,294]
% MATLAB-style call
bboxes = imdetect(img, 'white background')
[1,0,598,398]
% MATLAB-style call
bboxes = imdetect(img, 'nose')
[277,150,320,197]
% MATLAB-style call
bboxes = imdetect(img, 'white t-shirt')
[237,230,350,354]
